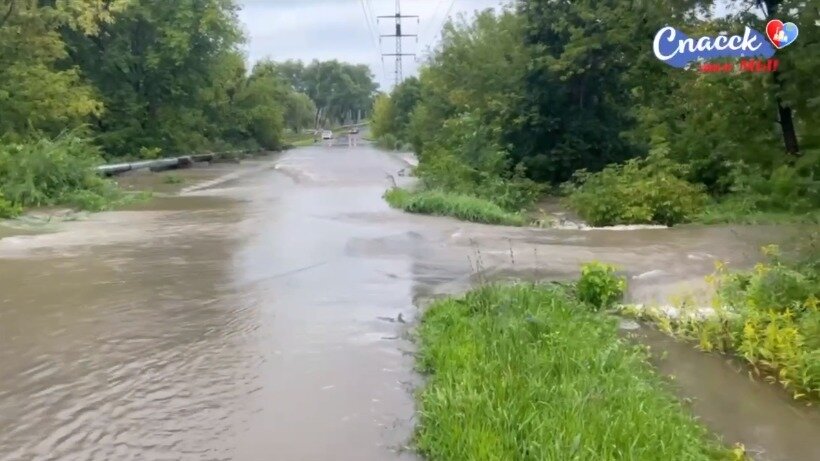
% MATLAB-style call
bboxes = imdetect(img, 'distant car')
[321,130,333,140]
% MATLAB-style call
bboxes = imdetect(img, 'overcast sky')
[237,0,507,90]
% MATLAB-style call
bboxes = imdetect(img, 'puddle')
[634,326,820,461]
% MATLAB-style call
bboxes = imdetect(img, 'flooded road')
[0,145,817,460]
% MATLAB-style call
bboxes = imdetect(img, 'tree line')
[0,0,378,216]
[0,0,378,156]
[373,0,818,225]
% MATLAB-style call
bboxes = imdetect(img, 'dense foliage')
[627,245,819,399]
[0,1,378,213]
[563,151,709,226]
[0,133,125,215]
[373,0,819,226]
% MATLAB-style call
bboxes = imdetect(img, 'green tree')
[410,9,529,158]
[60,0,245,156]
[0,1,101,139]
[371,94,396,139]
[284,92,317,133]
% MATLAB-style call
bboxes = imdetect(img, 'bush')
[697,162,820,223]
[139,146,162,160]
[577,262,627,310]
[726,163,819,212]
[0,133,124,211]
[0,192,21,218]
[376,133,399,151]
[641,246,819,399]
[384,188,526,226]
[415,145,542,212]
[563,151,708,226]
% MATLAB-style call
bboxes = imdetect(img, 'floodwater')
[0,145,817,460]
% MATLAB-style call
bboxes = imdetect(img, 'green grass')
[384,188,526,226]
[695,202,820,225]
[163,174,184,185]
[283,131,317,148]
[415,284,733,460]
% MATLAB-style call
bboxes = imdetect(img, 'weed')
[577,262,627,310]
[627,246,819,399]
[163,174,184,185]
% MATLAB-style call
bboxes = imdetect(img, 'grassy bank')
[283,131,317,148]
[384,188,526,226]
[416,283,732,460]
[695,203,820,225]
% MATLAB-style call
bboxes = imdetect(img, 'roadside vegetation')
[373,2,818,227]
[415,279,737,460]
[624,244,820,400]
[0,2,377,215]
[384,188,526,226]
[0,134,134,217]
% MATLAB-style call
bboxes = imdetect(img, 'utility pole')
[378,0,418,87]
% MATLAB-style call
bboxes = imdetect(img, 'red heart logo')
[766,19,785,48]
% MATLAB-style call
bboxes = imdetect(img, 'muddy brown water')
[0,145,817,460]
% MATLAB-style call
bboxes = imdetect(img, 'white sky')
[237,0,507,90]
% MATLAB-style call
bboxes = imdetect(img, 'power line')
[364,0,389,82]
[359,0,389,84]
[441,0,458,33]
[421,0,447,43]
[378,0,419,87]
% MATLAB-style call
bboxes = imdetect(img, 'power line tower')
[378,0,418,87]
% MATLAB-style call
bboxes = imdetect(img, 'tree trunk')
[763,0,800,156]
[776,92,800,156]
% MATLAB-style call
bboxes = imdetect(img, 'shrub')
[139,146,162,160]
[577,262,627,310]
[646,246,820,398]
[416,150,542,212]
[0,133,124,211]
[377,133,399,151]
[697,162,820,223]
[563,151,708,226]
[0,192,21,218]
[725,162,819,212]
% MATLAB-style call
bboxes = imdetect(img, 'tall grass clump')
[384,188,526,226]
[416,284,730,460]
[0,133,125,212]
